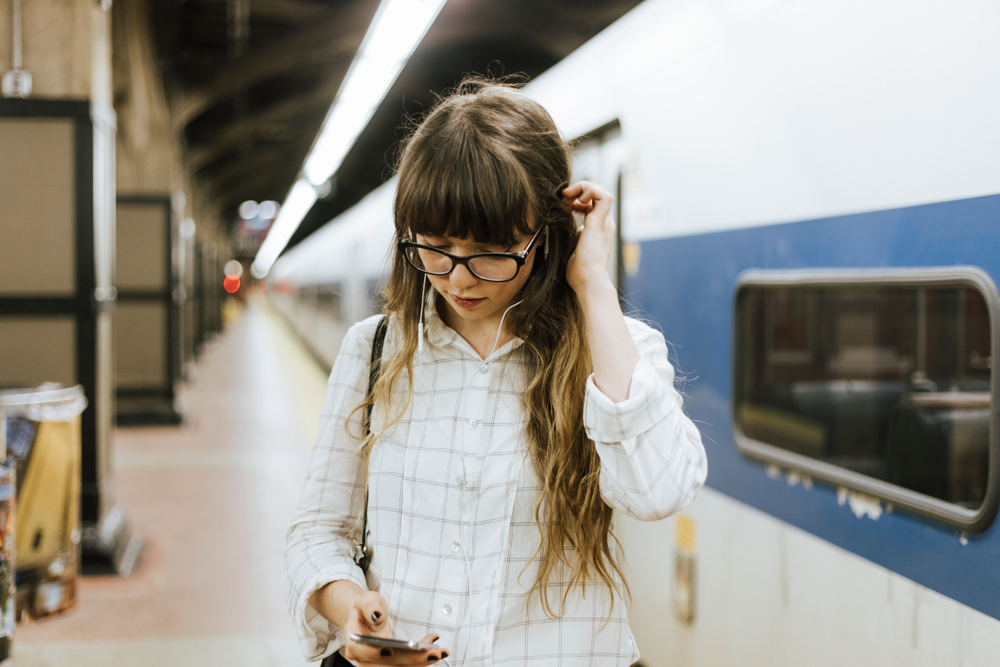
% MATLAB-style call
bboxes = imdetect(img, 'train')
[268,0,1000,664]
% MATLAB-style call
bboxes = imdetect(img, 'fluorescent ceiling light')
[251,179,317,278]
[251,0,448,278]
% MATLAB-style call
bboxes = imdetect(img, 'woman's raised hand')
[341,591,449,665]
[562,181,616,294]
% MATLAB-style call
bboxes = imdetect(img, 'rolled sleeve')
[587,318,707,521]
[288,555,369,660]
[584,356,672,444]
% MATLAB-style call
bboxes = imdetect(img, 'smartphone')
[348,634,441,651]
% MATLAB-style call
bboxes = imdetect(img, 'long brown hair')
[350,78,627,617]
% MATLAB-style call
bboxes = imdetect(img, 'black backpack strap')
[363,315,389,434]
[321,650,355,667]
[357,315,388,575]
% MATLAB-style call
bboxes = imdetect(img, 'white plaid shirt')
[285,301,707,665]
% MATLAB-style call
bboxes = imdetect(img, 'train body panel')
[624,197,1000,640]
[269,0,1000,661]
[529,0,1000,241]
[621,487,1000,667]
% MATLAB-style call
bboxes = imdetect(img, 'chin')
[447,303,494,320]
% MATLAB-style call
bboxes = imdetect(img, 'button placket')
[458,360,491,478]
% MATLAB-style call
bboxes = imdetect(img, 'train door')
[571,121,626,292]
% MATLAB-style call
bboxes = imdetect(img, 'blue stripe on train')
[627,193,1000,621]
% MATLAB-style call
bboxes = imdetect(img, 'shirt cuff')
[298,563,370,661]
[584,356,672,444]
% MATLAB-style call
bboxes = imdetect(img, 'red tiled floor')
[14,303,323,665]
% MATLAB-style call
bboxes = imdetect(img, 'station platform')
[12,300,329,667]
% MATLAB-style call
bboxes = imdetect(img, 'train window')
[734,269,999,531]
[315,286,341,319]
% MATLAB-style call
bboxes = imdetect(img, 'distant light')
[251,280,268,296]
[239,200,260,220]
[224,260,244,278]
[251,0,448,279]
[224,275,241,293]
[180,218,196,240]
[251,178,318,279]
[259,200,279,220]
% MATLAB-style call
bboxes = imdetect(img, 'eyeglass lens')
[405,246,519,281]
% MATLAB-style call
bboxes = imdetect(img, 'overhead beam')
[200,137,312,202]
[194,0,334,26]
[175,2,376,131]
[208,162,302,215]
[186,75,339,172]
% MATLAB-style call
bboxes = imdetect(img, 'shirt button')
[468,419,478,429]
[443,603,453,615]
[479,364,489,374]
[457,476,466,488]
[451,542,460,553]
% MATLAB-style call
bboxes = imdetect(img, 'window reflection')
[736,285,992,508]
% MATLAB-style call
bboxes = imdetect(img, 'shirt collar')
[422,286,524,362]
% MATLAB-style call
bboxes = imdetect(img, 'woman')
[285,80,707,666]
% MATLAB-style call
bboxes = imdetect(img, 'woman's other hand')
[562,181,640,402]
[562,181,616,294]
[341,591,449,665]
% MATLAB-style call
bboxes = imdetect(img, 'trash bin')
[0,462,13,665]
[0,384,87,621]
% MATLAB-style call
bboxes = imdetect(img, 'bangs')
[396,129,537,247]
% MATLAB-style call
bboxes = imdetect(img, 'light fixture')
[258,200,279,220]
[251,0,448,279]
[224,260,244,278]
[251,179,317,279]
[239,200,260,220]
[180,218,196,240]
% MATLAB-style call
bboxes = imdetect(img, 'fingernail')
[371,611,382,622]
[442,652,450,658]
[432,636,440,644]
[381,648,392,657]
[428,657,439,662]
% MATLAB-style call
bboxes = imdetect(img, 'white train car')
[271,1,1000,663]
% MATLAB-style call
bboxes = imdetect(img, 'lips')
[450,294,486,310]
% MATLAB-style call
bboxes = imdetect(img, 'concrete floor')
[13,300,329,666]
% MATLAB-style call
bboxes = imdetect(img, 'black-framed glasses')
[397,225,547,283]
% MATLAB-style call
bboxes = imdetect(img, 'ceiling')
[152,0,643,255]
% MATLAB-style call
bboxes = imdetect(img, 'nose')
[449,262,479,290]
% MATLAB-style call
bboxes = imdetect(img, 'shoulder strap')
[358,315,388,574]
[363,315,389,434]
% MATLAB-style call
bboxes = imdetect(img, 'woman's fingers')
[351,643,450,665]
[562,181,614,225]
[563,181,616,293]
[563,199,594,214]
[355,592,389,632]
[348,641,448,665]
[343,608,449,665]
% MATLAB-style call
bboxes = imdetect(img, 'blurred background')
[1,0,1000,665]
